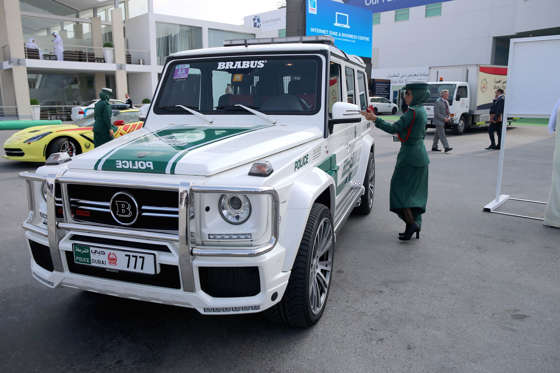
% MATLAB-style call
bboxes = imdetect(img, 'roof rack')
[224,35,335,47]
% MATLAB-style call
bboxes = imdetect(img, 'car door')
[339,65,361,200]
[326,60,355,206]
[455,85,469,116]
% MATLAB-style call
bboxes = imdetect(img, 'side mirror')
[456,96,461,101]
[330,102,361,125]
[113,120,125,126]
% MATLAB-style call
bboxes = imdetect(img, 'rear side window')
[345,67,355,104]
[357,71,368,110]
[328,62,342,114]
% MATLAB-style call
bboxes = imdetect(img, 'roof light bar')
[224,35,335,47]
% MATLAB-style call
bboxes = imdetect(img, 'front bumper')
[21,172,287,315]
[3,143,46,162]
[25,228,290,315]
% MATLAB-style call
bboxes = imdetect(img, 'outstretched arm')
[373,110,414,135]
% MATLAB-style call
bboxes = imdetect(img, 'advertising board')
[344,0,451,13]
[306,0,372,57]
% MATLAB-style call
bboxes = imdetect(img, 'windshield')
[154,55,322,116]
[426,84,456,105]
[73,110,138,127]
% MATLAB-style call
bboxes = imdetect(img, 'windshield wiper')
[174,104,214,125]
[234,104,277,126]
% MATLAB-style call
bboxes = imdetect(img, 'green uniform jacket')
[93,96,113,147]
[374,106,430,226]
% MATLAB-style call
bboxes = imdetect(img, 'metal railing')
[0,106,18,120]
[24,45,149,65]
[39,106,73,121]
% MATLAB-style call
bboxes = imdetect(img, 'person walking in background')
[487,88,505,150]
[544,97,560,228]
[432,89,453,153]
[362,82,430,241]
[93,88,115,147]
[125,93,133,108]
[52,32,64,61]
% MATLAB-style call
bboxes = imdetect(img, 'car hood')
[5,124,79,144]
[67,124,322,176]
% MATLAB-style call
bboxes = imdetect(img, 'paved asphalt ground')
[0,122,558,373]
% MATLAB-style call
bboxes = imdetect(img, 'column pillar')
[112,7,127,101]
[0,0,31,119]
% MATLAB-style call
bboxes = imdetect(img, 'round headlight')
[40,180,49,201]
[218,194,251,225]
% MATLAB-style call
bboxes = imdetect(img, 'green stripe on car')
[97,126,260,174]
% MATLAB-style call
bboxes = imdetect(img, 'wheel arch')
[280,167,335,272]
[44,135,83,158]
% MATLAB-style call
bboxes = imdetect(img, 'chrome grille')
[65,184,179,231]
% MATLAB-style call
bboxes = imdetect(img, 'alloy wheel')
[309,217,334,315]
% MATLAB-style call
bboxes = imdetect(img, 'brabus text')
[115,160,154,170]
[217,60,266,70]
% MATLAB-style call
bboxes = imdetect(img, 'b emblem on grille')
[110,192,139,226]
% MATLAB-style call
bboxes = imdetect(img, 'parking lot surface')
[0,124,558,373]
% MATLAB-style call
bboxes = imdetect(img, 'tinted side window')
[328,62,342,114]
[345,67,355,104]
[457,86,468,99]
[357,71,368,110]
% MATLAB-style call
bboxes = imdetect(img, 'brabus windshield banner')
[344,0,451,13]
[306,0,373,57]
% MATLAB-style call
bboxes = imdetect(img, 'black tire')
[454,117,465,135]
[373,107,378,115]
[391,107,397,115]
[46,137,80,159]
[266,204,334,328]
[353,150,375,216]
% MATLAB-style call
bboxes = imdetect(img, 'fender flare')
[280,167,335,272]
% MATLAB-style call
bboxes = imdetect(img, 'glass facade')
[425,3,442,17]
[27,71,96,106]
[373,13,380,25]
[208,29,255,48]
[156,22,203,65]
[395,8,409,22]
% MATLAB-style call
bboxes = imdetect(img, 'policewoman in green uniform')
[362,82,430,240]
[93,88,115,147]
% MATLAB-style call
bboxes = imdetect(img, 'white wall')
[125,13,152,65]
[372,0,560,70]
[127,72,155,105]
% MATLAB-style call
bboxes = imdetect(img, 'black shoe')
[432,148,441,152]
[495,146,501,150]
[399,223,420,241]
[444,147,453,153]
[486,145,496,150]
[399,226,421,238]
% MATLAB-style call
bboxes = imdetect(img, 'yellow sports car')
[3,109,144,162]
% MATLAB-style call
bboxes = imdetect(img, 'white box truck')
[423,65,507,134]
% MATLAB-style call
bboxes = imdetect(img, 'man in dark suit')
[487,88,505,150]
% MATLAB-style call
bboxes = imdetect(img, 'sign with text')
[344,0,451,13]
[306,0,372,57]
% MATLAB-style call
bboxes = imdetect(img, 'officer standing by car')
[487,88,505,150]
[93,88,114,147]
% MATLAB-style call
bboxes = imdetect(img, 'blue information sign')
[344,0,451,14]
[306,0,373,57]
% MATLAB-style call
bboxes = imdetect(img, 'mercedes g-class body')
[21,36,375,327]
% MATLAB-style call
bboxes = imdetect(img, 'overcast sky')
[154,0,282,25]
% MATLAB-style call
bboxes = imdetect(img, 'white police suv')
[21,36,375,327]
